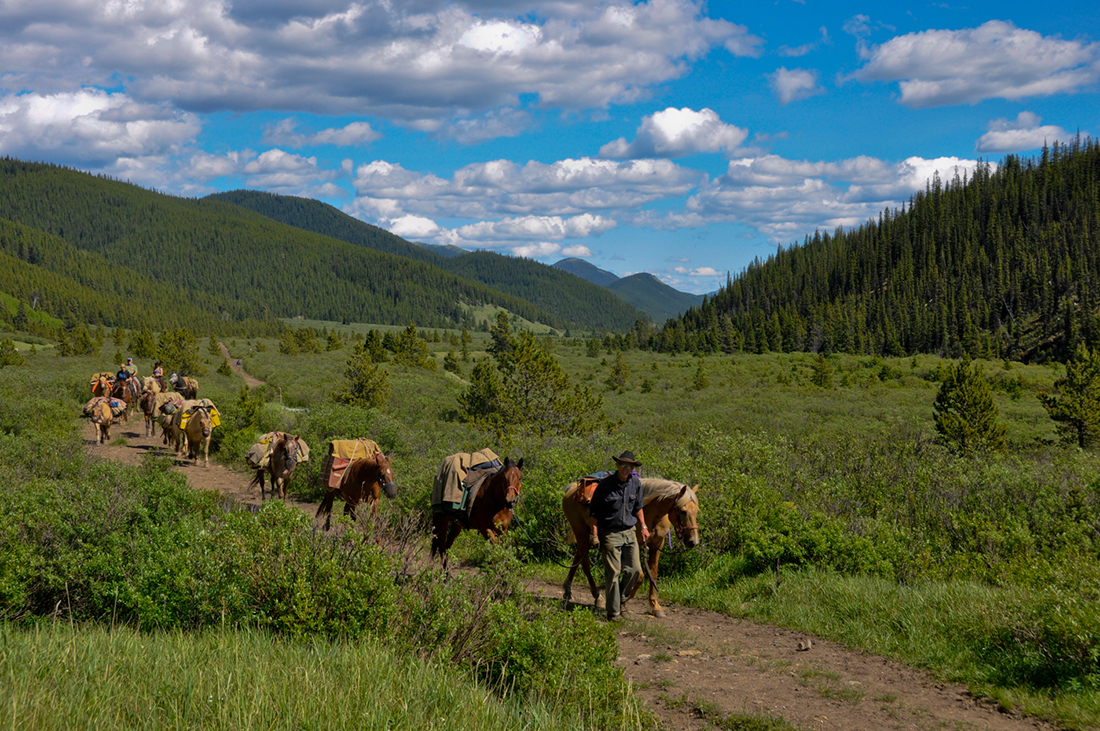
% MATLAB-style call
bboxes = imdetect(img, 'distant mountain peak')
[553,258,619,287]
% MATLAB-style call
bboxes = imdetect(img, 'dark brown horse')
[431,456,523,568]
[250,434,304,502]
[172,374,199,400]
[110,377,139,423]
[140,390,158,436]
[562,478,700,618]
[315,453,397,529]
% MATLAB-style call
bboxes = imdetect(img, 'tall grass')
[0,623,630,731]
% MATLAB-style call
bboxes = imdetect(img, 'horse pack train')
[82,365,702,617]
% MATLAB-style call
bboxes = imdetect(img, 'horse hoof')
[652,608,665,619]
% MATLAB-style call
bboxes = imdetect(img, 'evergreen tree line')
[654,138,1100,361]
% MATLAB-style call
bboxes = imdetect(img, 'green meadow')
[3,324,1100,729]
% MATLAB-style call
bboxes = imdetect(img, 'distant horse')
[431,456,523,569]
[250,434,305,502]
[316,453,397,529]
[182,404,213,466]
[90,373,113,398]
[87,399,113,444]
[111,377,139,423]
[142,376,162,394]
[140,390,158,436]
[171,374,199,400]
[562,478,700,618]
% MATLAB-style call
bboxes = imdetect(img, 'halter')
[500,467,522,508]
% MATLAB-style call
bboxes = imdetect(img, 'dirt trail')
[82,418,1053,731]
[218,342,265,389]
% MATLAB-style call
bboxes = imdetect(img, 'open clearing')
[83,417,1055,731]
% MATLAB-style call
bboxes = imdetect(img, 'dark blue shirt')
[589,471,643,533]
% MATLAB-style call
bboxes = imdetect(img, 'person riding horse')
[152,360,166,392]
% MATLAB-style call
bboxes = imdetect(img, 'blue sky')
[1,1,1097,294]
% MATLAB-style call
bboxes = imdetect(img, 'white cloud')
[768,68,823,105]
[264,118,381,147]
[975,111,1082,153]
[241,148,341,192]
[512,242,562,258]
[599,107,748,159]
[778,26,829,57]
[388,215,442,240]
[674,266,720,276]
[562,245,593,257]
[350,156,704,219]
[852,20,1100,107]
[680,153,989,243]
[0,90,199,166]
[0,0,763,131]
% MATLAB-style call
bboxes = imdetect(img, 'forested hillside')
[608,273,705,324]
[206,190,645,331]
[0,160,560,330]
[659,139,1100,361]
[0,217,268,334]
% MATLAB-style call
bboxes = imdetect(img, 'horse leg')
[626,539,664,618]
[576,534,603,610]
[257,470,267,502]
[315,490,336,529]
[564,533,588,605]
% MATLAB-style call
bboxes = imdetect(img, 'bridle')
[500,466,522,508]
[375,456,397,498]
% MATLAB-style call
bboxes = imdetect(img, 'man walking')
[589,450,650,621]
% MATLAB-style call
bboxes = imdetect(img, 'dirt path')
[218,341,265,389]
[82,419,1054,731]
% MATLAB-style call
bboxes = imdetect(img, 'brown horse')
[139,390,158,436]
[431,456,523,568]
[315,453,397,529]
[562,478,700,618]
[250,434,305,502]
[172,374,198,400]
[110,377,139,423]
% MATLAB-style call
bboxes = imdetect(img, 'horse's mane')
[640,478,697,507]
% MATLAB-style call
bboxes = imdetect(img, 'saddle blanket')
[319,439,381,489]
[177,399,221,429]
[431,449,500,512]
[247,432,311,469]
[84,396,127,418]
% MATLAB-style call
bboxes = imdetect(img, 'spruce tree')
[933,358,1006,454]
[1038,344,1100,448]
[336,341,391,410]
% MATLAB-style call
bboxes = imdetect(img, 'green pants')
[599,529,641,619]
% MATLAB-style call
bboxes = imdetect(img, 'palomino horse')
[182,404,213,466]
[562,478,700,618]
[431,456,523,568]
[91,373,113,398]
[250,434,305,502]
[87,399,113,444]
[316,453,397,529]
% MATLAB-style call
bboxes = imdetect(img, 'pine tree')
[607,351,630,392]
[1038,344,1100,448]
[336,341,391,409]
[933,358,1006,454]
[810,353,834,388]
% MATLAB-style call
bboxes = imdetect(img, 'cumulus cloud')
[674,265,721,276]
[562,245,593,257]
[263,118,381,147]
[599,107,748,159]
[350,156,704,220]
[975,111,1082,153]
[241,148,342,193]
[681,153,988,242]
[0,0,762,130]
[852,20,1100,107]
[768,68,823,105]
[0,90,200,166]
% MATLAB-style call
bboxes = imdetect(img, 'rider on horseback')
[152,360,166,392]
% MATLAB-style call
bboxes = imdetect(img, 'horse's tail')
[249,469,263,490]
[315,490,335,521]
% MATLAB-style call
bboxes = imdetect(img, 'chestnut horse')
[562,478,700,618]
[315,453,397,529]
[250,434,304,502]
[111,377,139,423]
[91,373,113,398]
[431,456,523,569]
[140,390,158,436]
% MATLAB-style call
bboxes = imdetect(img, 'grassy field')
[4,328,1100,729]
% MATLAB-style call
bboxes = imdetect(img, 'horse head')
[277,436,300,478]
[496,456,524,508]
[376,452,397,499]
[668,483,701,549]
[190,405,213,437]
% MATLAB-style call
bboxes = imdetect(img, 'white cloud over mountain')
[975,112,1082,153]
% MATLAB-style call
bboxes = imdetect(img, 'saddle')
[572,471,611,505]
[319,438,380,489]
[431,449,501,518]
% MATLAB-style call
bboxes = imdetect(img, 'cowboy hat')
[612,450,642,466]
